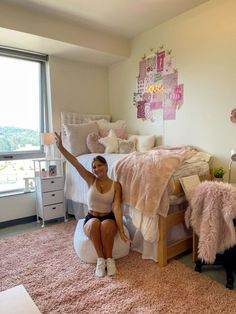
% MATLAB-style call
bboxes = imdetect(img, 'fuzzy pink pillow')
[86,132,105,153]
[99,128,128,139]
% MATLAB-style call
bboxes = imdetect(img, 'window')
[0,47,50,194]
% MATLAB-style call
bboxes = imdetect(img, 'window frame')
[0,46,49,161]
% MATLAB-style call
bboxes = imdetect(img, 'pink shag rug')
[1,220,236,314]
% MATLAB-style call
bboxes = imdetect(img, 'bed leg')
[193,232,198,262]
[158,216,167,267]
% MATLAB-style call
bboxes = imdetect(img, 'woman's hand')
[119,229,130,243]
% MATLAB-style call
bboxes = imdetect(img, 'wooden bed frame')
[158,208,192,267]
[158,174,210,267]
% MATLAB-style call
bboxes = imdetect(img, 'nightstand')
[33,159,67,227]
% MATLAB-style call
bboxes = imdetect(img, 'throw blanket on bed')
[115,146,193,218]
[185,181,236,263]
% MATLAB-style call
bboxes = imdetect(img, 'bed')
[61,111,211,266]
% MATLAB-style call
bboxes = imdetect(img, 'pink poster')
[137,79,144,94]
[172,84,184,107]
[154,72,162,82]
[163,107,176,120]
[139,60,146,80]
[163,89,172,107]
[143,92,152,102]
[133,92,142,105]
[145,103,153,120]
[163,55,175,75]
[156,51,165,72]
[162,71,178,88]
[146,56,156,73]
[150,102,162,110]
[137,101,146,119]
[152,91,163,103]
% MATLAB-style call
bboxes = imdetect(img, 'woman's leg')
[84,218,104,258]
[100,219,117,258]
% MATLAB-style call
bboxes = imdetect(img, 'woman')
[54,132,129,277]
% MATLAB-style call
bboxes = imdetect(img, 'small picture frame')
[49,165,57,177]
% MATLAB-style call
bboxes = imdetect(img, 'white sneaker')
[106,258,117,276]
[95,258,106,277]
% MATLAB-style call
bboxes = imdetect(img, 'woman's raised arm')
[54,132,94,186]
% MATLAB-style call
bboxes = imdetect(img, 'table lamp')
[41,132,54,159]
[228,149,236,183]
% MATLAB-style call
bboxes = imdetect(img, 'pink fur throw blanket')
[185,181,236,263]
[115,146,192,218]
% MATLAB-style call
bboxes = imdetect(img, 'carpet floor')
[1,220,236,314]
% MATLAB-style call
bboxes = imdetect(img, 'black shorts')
[83,211,116,226]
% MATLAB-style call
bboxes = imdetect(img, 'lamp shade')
[231,149,236,161]
[41,133,54,145]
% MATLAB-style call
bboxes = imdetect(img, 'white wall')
[49,56,109,132]
[0,193,36,223]
[109,0,236,179]
[0,56,109,223]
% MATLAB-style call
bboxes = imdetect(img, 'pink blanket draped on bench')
[185,181,236,263]
[115,146,192,218]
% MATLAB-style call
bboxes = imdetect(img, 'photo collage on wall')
[133,47,184,121]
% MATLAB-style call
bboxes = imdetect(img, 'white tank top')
[87,180,115,214]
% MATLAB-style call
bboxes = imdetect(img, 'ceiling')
[4,0,209,38]
[0,0,209,65]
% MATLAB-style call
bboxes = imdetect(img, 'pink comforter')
[115,146,192,218]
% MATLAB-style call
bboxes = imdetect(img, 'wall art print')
[133,47,184,121]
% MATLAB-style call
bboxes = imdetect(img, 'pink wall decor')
[156,51,165,72]
[133,47,184,121]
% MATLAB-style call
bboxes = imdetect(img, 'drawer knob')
[51,194,55,197]
[51,181,55,184]
[52,207,56,210]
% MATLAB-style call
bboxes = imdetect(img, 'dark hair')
[92,155,108,166]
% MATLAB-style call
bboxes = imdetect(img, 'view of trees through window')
[0,53,43,194]
[0,127,39,152]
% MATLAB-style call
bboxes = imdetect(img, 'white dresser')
[33,159,67,227]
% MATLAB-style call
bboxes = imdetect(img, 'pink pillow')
[86,132,105,153]
[99,128,128,139]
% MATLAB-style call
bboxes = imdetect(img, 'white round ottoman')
[73,218,130,263]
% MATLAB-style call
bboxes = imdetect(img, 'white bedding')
[65,152,210,261]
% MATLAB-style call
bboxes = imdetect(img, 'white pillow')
[63,122,99,156]
[129,134,156,152]
[96,119,126,130]
[98,129,119,153]
[118,139,136,154]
